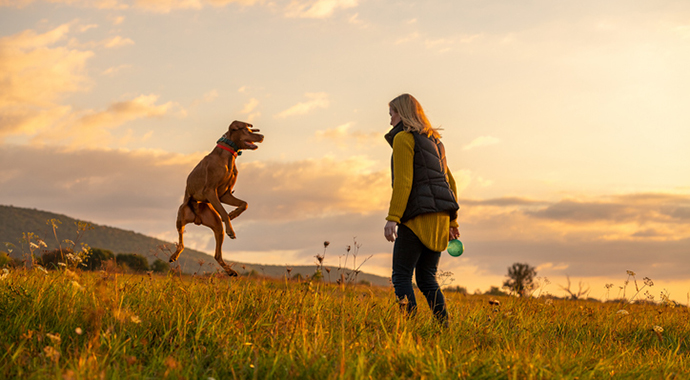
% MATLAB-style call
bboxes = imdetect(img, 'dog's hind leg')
[170,201,196,263]
[196,203,238,277]
[205,191,237,239]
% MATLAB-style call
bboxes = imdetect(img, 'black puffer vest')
[385,122,459,223]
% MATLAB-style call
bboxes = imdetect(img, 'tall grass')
[1,267,688,379]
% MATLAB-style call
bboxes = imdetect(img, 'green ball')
[447,239,464,257]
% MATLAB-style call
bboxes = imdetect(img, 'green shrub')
[0,252,14,268]
[151,258,169,273]
[39,248,71,269]
[116,253,149,272]
[84,248,115,270]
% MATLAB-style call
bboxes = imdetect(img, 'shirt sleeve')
[447,169,460,228]
[386,132,415,223]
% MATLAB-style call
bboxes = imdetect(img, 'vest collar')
[384,121,405,147]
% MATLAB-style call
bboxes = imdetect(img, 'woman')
[384,93,460,325]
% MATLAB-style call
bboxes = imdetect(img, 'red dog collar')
[217,144,238,157]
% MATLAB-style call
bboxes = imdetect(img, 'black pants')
[391,224,448,323]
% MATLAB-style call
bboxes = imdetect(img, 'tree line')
[0,247,169,273]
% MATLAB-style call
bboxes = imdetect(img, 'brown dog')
[170,120,264,276]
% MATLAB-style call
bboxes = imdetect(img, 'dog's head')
[227,120,264,150]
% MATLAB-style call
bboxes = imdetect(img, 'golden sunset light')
[1,0,689,302]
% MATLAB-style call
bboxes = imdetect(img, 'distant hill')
[0,205,391,286]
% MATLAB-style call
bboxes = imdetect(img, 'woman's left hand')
[449,226,460,240]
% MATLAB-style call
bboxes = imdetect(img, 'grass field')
[1,267,688,379]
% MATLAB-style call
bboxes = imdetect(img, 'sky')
[1,0,689,302]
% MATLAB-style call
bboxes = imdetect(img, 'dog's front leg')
[220,193,248,221]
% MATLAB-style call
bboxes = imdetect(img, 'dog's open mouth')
[244,141,259,150]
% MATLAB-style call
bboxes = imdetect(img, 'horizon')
[1,1,689,302]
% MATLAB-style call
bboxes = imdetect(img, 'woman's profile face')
[389,107,401,126]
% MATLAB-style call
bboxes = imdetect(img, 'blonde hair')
[389,93,440,138]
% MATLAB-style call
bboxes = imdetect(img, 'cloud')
[240,98,259,114]
[395,32,419,45]
[462,136,501,150]
[234,157,390,220]
[285,0,357,19]
[424,38,454,53]
[348,13,367,27]
[0,23,183,145]
[102,64,132,76]
[315,123,379,146]
[0,0,257,11]
[2,145,689,290]
[0,146,389,225]
[0,24,92,109]
[101,36,135,48]
[2,0,360,14]
[189,90,219,108]
[458,197,546,207]
[0,24,94,141]
[0,0,130,9]
[28,94,180,147]
[275,92,329,118]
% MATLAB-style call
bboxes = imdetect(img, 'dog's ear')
[229,120,252,131]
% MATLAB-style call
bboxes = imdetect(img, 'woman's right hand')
[384,221,398,242]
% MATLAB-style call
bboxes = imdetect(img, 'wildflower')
[75,327,83,335]
[163,356,181,376]
[65,269,78,280]
[46,333,61,344]
[643,277,654,287]
[616,310,629,315]
[315,254,324,264]
[71,281,84,291]
[0,268,8,280]
[653,325,664,333]
[605,284,614,289]
[324,241,330,248]
[58,262,67,267]
[626,270,636,276]
[30,242,39,249]
[44,346,60,362]
[36,265,48,274]
[130,315,142,324]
